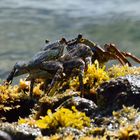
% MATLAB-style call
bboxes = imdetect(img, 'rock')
[97,75,140,111]
[0,98,36,123]
[0,130,12,140]
[57,127,85,139]
[36,90,79,119]
[56,96,97,117]
[0,122,42,140]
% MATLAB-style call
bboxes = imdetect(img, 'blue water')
[0,0,140,79]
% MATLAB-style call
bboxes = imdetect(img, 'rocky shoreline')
[1,63,140,140]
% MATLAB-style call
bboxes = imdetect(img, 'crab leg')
[85,56,92,71]
[30,79,35,98]
[63,58,86,96]
[43,79,50,94]
[78,61,85,97]
[104,44,132,66]
[121,52,140,64]
[6,67,16,84]
[102,51,126,66]
[40,61,63,96]
[6,61,29,84]
[46,67,63,96]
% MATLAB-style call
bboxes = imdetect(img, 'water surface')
[0,0,140,79]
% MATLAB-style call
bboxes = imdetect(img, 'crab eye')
[80,38,85,43]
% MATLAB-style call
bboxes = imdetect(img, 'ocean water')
[0,0,140,79]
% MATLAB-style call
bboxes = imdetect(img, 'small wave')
[0,0,140,19]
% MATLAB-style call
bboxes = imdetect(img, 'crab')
[45,34,140,96]
[5,34,140,97]
[5,35,93,97]
[67,34,140,67]
[6,37,67,84]
[6,35,90,86]
[25,43,93,97]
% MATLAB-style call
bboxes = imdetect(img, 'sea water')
[0,0,140,79]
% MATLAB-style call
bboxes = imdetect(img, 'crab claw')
[5,67,17,84]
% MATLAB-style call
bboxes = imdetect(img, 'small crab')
[5,35,93,97]
[6,37,67,84]
[6,34,140,98]
[26,43,93,97]
[67,34,140,66]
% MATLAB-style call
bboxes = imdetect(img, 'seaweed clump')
[108,64,140,78]
[35,106,140,140]
[0,80,36,122]
[70,61,110,94]
[70,61,140,95]
[19,106,90,131]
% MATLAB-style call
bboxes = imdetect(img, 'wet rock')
[0,98,36,123]
[36,90,79,119]
[57,127,85,139]
[97,75,140,111]
[0,122,42,140]
[0,130,12,140]
[56,96,97,117]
